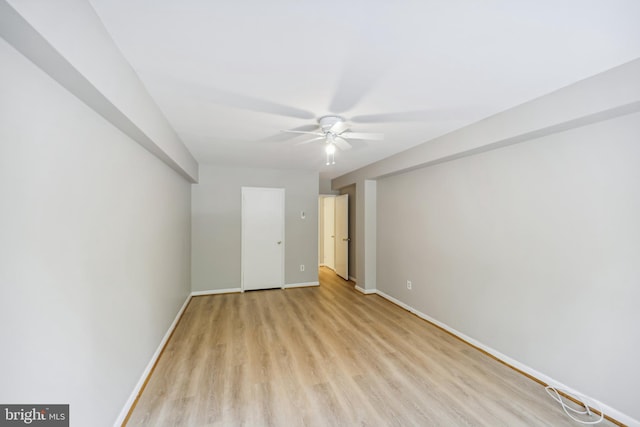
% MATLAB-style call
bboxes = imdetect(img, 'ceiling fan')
[154,68,454,165]
[281,115,383,164]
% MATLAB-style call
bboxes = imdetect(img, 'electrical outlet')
[300,264,305,272]
[407,280,412,290]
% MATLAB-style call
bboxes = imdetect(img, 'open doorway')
[321,195,335,269]
[319,194,349,280]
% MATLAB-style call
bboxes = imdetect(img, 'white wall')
[332,58,640,424]
[319,177,339,195]
[1,0,198,182]
[0,39,192,426]
[192,165,319,292]
[377,111,640,422]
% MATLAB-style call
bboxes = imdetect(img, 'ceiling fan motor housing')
[318,115,345,132]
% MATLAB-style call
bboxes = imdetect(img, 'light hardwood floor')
[126,267,615,426]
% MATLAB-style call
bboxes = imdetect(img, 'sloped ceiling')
[88,0,640,180]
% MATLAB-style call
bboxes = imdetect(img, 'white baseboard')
[193,284,319,293]
[114,293,192,426]
[354,285,375,294]
[283,281,319,289]
[349,276,357,283]
[374,290,638,427]
[191,288,242,296]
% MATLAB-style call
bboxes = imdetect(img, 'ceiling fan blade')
[209,90,315,119]
[351,110,444,123]
[328,20,396,114]
[288,124,321,133]
[260,124,320,142]
[340,131,384,141]
[282,130,324,136]
[329,63,382,114]
[294,136,325,146]
[329,120,350,135]
[150,73,316,119]
[334,136,352,151]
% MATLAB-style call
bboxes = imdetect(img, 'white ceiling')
[88,0,640,180]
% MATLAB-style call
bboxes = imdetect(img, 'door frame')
[334,193,349,280]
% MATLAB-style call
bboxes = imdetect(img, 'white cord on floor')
[545,385,604,424]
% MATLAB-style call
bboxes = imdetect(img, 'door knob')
[277,241,282,245]
[342,238,350,242]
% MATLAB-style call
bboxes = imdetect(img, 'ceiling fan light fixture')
[325,133,336,165]
[325,142,336,155]
[325,142,336,165]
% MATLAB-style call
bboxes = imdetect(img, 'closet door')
[241,187,285,290]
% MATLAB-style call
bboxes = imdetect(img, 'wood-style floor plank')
[126,267,615,426]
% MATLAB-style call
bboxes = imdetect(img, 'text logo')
[0,405,68,427]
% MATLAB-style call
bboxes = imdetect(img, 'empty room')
[1,1,639,426]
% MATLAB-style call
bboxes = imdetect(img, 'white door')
[335,194,349,280]
[241,187,285,291]
[323,196,335,270]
